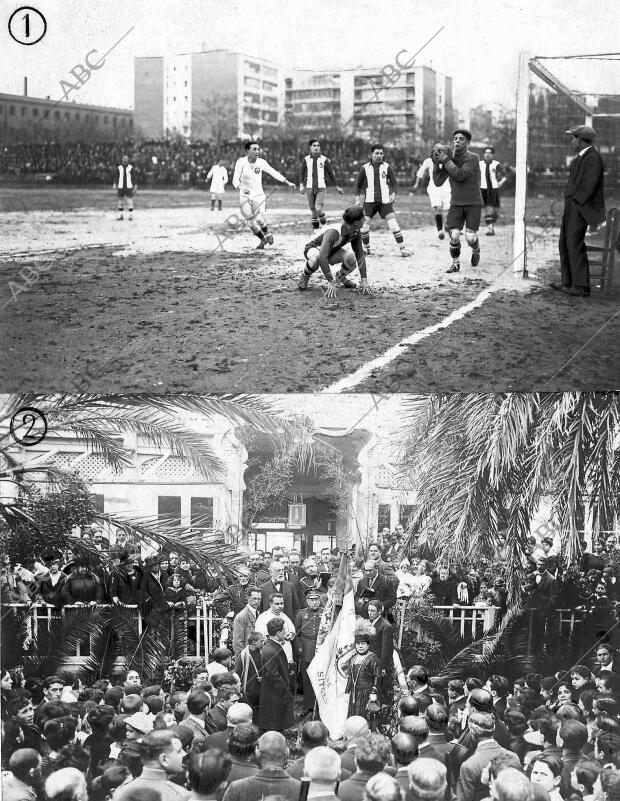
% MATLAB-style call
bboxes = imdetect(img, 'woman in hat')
[35,554,67,607]
[345,621,380,717]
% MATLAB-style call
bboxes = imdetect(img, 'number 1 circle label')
[9,6,47,45]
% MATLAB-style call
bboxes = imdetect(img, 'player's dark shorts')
[117,188,134,198]
[306,188,326,210]
[446,204,482,231]
[364,201,394,219]
[481,188,500,207]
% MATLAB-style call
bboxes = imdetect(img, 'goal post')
[514,51,620,279]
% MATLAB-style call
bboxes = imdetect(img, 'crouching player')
[297,206,371,298]
[432,129,483,273]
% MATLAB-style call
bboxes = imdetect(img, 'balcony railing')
[2,602,219,660]
[2,604,590,665]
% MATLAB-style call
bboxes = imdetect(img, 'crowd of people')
[0,137,427,187]
[3,613,620,801]
[4,526,620,800]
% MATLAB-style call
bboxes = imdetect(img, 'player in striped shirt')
[355,144,411,258]
[297,206,370,298]
[232,142,295,249]
[299,139,344,231]
[114,155,136,221]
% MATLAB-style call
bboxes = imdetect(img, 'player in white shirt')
[206,160,229,211]
[414,144,452,240]
[232,141,295,249]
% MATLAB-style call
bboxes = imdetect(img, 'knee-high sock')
[304,259,319,276]
[434,213,443,231]
[449,239,461,260]
[387,217,404,245]
[361,224,370,247]
[218,199,222,210]
[469,234,480,254]
[318,211,327,226]
[311,209,320,230]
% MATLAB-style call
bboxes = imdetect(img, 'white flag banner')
[307,586,356,740]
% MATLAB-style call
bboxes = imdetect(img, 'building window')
[377,503,391,533]
[245,60,261,74]
[32,108,38,116]
[103,115,108,124]
[184,80,188,87]
[263,66,277,78]
[75,112,80,120]
[158,495,182,527]
[191,497,214,531]
[9,105,15,115]
[21,107,27,117]
[54,110,60,119]
[64,111,70,119]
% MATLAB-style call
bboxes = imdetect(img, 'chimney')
[23,76,28,96]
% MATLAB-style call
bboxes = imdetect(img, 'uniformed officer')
[294,587,323,716]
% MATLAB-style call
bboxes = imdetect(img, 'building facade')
[0,91,133,144]
[284,65,456,147]
[9,399,417,556]
[134,50,283,140]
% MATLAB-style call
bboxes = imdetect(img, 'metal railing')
[2,602,218,660]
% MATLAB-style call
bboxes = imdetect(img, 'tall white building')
[135,50,284,140]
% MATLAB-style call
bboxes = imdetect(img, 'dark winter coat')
[256,638,294,732]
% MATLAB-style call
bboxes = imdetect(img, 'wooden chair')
[587,207,620,292]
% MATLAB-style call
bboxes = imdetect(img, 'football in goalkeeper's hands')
[431,144,452,163]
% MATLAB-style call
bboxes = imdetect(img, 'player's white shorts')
[427,185,451,210]
[239,191,266,220]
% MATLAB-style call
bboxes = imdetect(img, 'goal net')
[513,52,620,278]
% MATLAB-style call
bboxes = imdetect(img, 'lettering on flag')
[307,585,356,740]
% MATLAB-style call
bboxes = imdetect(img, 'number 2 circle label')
[10,407,48,446]
[9,6,47,45]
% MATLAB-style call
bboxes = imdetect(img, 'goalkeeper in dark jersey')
[297,206,370,298]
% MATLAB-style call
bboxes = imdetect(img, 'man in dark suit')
[256,617,294,733]
[551,124,605,296]
[484,675,509,722]
[425,703,456,764]
[259,562,297,622]
[232,588,262,656]
[455,712,520,801]
[368,599,394,710]
[354,561,397,618]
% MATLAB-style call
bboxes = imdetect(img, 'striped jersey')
[116,164,135,189]
[355,161,398,203]
[232,156,286,195]
[299,154,337,190]
[479,159,503,189]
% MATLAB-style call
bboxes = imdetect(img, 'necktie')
[312,156,318,190]
[485,162,492,190]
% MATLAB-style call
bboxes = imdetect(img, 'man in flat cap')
[551,124,605,297]
[294,587,323,717]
